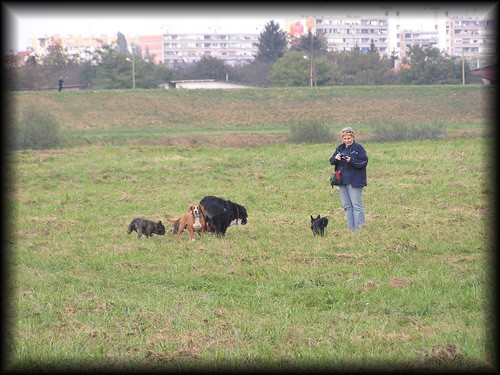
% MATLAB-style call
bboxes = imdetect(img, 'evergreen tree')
[390,49,399,68]
[255,20,288,63]
[290,31,328,55]
[116,32,128,54]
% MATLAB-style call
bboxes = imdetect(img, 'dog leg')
[176,226,186,239]
[176,221,187,240]
[189,228,195,241]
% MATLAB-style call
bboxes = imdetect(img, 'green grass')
[6,137,494,371]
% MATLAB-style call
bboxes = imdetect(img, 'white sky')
[3,3,497,53]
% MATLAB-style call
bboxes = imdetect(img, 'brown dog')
[167,204,206,240]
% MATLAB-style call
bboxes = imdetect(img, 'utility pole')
[126,53,136,89]
[132,53,136,89]
[461,49,465,85]
[309,30,314,87]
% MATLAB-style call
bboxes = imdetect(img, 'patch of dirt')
[415,344,463,366]
[362,281,378,291]
[119,261,142,269]
[134,134,289,148]
[388,278,413,288]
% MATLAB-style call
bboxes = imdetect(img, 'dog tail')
[166,217,180,223]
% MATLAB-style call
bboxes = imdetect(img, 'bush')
[289,120,333,144]
[11,107,60,150]
[371,120,447,142]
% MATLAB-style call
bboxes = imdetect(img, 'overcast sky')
[3,3,496,53]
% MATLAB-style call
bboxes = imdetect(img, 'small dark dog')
[311,215,328,236]
[127,218,166,238]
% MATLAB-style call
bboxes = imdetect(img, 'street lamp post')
[309,30,314,87]
[126,54,135,89]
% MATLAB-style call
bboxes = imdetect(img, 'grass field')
[5,85,496,371]
[9,85,493,147]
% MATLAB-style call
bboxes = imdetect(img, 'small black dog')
[310,215,328,236]
[127,218,166,238]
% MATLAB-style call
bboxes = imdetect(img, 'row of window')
[328,38,388,44]
[164,43,257,49]
[454,38,490,44]
[318,19,389,26]
[402,31,439,37]
[453,20,492,26]
[454,29,481,35]
[334,46,389,52]
[164,50,254,58]
[454,47,481,53]
[318,27,388,35]
[164,34,256,41]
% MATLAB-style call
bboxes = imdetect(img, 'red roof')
[471,64,497,81]
[16,51,32,58]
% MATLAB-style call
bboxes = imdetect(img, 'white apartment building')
[313,10,495,64]
[28,35,117,62]
[26,9,495,68]
[447,17,496,63]
[315,15,390,55]
[160,32,259,66]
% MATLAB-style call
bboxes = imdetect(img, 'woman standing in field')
[330,127,368,231]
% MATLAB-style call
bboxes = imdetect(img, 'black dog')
[199,196,248,236]
[127,218,166,238]
[311,215,328,236]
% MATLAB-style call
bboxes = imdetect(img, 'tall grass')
[371,120,448,142]
[10,106,60,150]
[289,119,333,143]
[6,137,493,372]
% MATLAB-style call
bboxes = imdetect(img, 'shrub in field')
[289,120,333,144]
[11,107,60,150]
[371,120,447,142]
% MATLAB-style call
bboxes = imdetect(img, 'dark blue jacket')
[329,141,368,187]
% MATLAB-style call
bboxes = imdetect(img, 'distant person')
[329,127,368,231]
[58,77,64,92]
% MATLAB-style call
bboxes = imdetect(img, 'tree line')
[3,21,482,91]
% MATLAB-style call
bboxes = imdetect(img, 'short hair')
[340,127,355,136]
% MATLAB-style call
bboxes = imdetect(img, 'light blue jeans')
[339,184,365,230]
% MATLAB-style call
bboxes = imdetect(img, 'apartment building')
[25,9,495,67]
[315,16,390,56]
[313,10,496,63]
[28,35,117,61]
[133,35,164,64]
[447,17,496,61]
[397,29,440,56]
[159,32,259,65]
